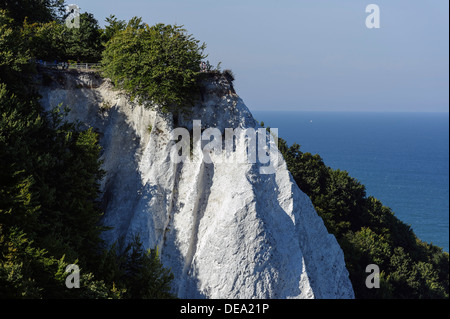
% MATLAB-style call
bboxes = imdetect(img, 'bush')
[22,12,103,62]
[102,18,206,114]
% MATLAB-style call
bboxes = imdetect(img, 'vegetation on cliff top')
[101,17,207,113]
[0,1,448,299]
[0,7,174,298]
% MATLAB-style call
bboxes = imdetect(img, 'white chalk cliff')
[38,70,354,299]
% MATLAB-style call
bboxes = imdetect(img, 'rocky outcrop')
[38,70,354,299]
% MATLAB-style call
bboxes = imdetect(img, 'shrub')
[101,18,206,114]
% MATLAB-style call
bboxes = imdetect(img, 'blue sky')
[73,0,449,112]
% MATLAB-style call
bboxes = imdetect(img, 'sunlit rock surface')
[38,70,354,299]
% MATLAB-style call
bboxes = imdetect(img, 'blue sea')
[252,111,449,252]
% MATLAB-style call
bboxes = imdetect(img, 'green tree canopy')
[0,0,65,26]
[101,14,126,44]
[0,10,33,89]
[64,12,103,62]
[102,18,207,113]
[22,12,103,62]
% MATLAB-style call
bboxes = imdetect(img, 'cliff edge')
[37,69,354,299]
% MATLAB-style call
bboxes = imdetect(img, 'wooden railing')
[68,63,101,70]
[36,61,101,71]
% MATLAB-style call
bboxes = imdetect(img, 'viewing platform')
[35,60,101,72]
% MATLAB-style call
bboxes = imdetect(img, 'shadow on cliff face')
[36,70,160,253]
[247,164,305,298]
[37,70,354,299]
[158,161,215,299]
[98,105,147,246]
[93,95,215,299]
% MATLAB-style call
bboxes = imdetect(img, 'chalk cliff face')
[38,70,354,299]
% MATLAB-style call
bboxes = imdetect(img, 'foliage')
[0,0,65,26]
[101,17,207,113]
[1,2,103,63]
[0,10,34,89]
[5,0,447,299]
[22,20,66,61]
[22,12,103,62]
[0,8,174,299]
[0,79,112,297]
[97,236,175,299]
[0,227,116,298]
[101,15,126,44]
[275,131,449,298]
[63,12,103,62]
